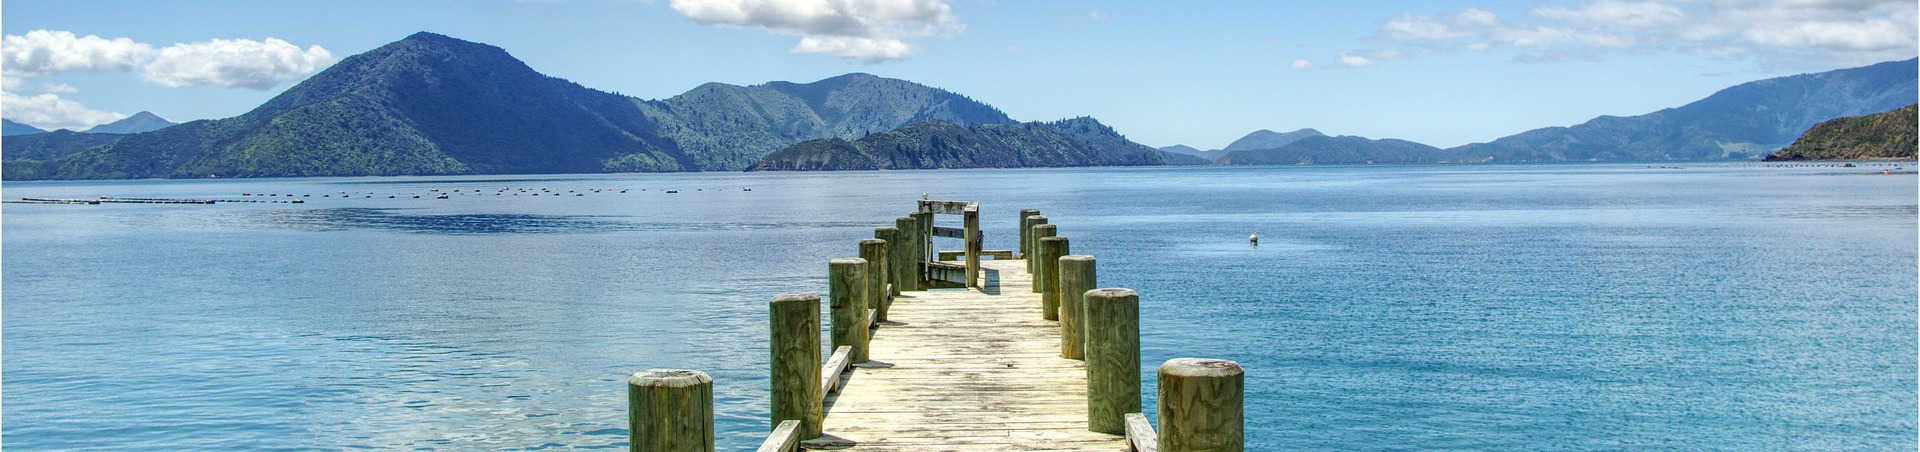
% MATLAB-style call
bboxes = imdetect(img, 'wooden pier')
[627,200,1244,452]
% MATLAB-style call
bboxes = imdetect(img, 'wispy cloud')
[668,0,961,62]
[1343,0,1917,68]
[0,30,333,129]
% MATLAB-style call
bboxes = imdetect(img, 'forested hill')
[1,32,1012,180]
[1765,104,1917,161]
[749,117,1203,171]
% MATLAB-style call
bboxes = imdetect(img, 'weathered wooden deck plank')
[820,259,1126,451]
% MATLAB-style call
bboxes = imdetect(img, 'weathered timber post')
[913,211,934,272]
[963,208,980,288]
[1057,255,1096,360]
[1017,209,1040,258]
[873,227,900,297]
[1157,358,1245,452]
[859,239,887,325]
[627,369,714,452]
[1084,288,1140,435]
[829,258,870,363]
[1025,215,1049,272]
[767,294,823,438]
[892,217,920,291]
[1029,223,1056,293]
[1038,236,1069,321]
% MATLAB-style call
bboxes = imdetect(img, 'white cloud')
[2,91,125,130]
[142,38,334,90]
[1534,0,1684,28]
[1339,54,1373,67]
[1356,0,1916,67]
[1290,59,1313,70]
[1,30,154,76]
[669,0,960,62]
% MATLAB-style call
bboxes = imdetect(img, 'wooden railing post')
[829,258,870,363]
[1157,358,1244,452]
[768,294,823,439]
[1029,223,1056,293]
[1017,209,1040,258]
[1025,215,1048,272]
[627,369,714,452]
[1057,255,1096,360]
[894,216,922,291]
[914,211,934,272]
[859,239,887,325]
[1084,288,1140,435]
[1038,236,1069,321]
[963,207,980,288]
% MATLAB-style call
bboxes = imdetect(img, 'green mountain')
[749,117,1201,171]
[1223,128,1325,152]
[3,32,1011,180]
[1765,104,1916,161]
[0,130,125,161]
[1216,135,1442,165]
[2,119,45,136]
[1451,58,1918,162]
[82,111,175,134]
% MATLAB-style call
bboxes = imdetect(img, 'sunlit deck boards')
[820,259,1128,451]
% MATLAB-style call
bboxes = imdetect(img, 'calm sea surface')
[3,164,1914,450]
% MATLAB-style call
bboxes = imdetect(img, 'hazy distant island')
[1764,104,1917,161]
[1,31,1914,180]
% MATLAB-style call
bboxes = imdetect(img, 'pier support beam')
[1057,255,1096,360]
[1084,288,1140,435]
[874,227,900,297]
[1025,215,1048,273]
[964,208,980,288]
[1038,236,1069,321]
[1029,223,1055,293]
[895,216,923,291]
[859,239,888,325]
[768,294,823,439]
[1018,209,1040,258]
[627,369,715,452]
[1157,358,1245,452]
[829,258,870,363]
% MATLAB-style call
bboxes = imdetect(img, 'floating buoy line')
[8,185,755,206]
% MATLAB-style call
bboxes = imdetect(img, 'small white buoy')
[1249,233,1259,245]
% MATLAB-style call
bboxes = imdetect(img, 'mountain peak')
[1223,128,1326,152]
[83,111,175,134]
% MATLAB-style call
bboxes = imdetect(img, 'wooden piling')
[894,216,922,291]
[963,208,980,288]
[767,294,823,438]
[829,258,870,363]
[1057,255,1096,360]
[1156,358,1244,452]
[1025,215,1048,272]
[859,239,887,322]
[1017,209,1039,258]
[1037,236,1069,321]
[1084,288,1140,435]
[873,227,900,297]
[627,369,714,452]
[1029,223,1056,293]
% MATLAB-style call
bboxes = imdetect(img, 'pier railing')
[623,200,1245,451]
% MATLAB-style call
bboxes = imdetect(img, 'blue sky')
[3,0,1915,148]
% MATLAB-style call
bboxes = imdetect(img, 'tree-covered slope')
[1765,104,1916,161]
[2,32,1012,180]
[1450,58,1918,162]
[749,117,1192,170]
[1216,135,1444,165]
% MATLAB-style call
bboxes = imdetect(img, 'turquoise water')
[3,164,1914,450]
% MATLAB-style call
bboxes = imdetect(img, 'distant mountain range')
[2,119,46,136]
[84,111,175,134]
[1,31,1912,180]
[750,117,1203,170]
[1165,58,1916,166]
[2,32,1017,180]
[1765,104,1916,161]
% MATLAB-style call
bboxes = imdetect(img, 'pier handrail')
[755,420,802,452]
